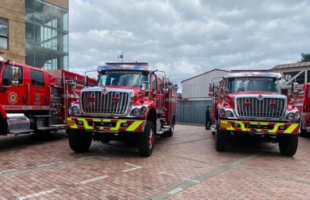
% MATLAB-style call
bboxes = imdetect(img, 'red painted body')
[0,59,95,135]
[282,83,310,133]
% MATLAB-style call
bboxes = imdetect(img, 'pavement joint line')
[0,156,108,178]
[17,188,57,200]
[171,137,212,146]
[237,167,310,186]
[78,175,108,184]
[165,154,221,167]
[37,162,64,167]
[148,153,260,200]
[0,169,17,174]
[122,163,142,173]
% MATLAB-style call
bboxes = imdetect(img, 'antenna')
[118,52,124,63]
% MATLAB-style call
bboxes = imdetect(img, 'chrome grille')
[81,91,130,114]
[236,97,285,118]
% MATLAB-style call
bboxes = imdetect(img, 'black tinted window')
[30,70,44,87]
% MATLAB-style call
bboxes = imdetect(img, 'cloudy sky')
[69,0,310,92]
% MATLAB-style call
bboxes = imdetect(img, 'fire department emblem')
[112,93,120,103]
[102,87,108,95]
[8,92,18,104]
[257,94,264,101]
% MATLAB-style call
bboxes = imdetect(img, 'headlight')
[141,106,147,115]
[287,113,295,120]
[71,106,80,115]
[130,106,148,117]
[131,108,141,116]
[225,111,233,117]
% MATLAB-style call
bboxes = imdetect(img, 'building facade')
[181,69,229,101]
[0,0,68,70]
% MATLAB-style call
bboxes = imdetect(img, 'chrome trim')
[234,94,287,121]
[80,87,134,117]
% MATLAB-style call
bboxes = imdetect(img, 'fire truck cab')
[66,62,178,157]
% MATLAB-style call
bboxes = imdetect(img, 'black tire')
[68,129,92,153]
[101,136,111,144]
[166,124,174,137]
[278,134,298,156]
[215,128,226,152]
[138,120,155,157]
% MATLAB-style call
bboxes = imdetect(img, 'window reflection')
[25,0,69,70]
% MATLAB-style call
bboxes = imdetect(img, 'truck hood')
[228,91,286,98]
[81,85,142,96]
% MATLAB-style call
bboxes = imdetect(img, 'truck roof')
[97,64,152,72]
[225,72,282,78]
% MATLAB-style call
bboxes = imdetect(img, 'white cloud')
[69,0,310,92]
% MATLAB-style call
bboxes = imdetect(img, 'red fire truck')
[66,62,178,157]
[0,56,96,137]
[209,72,300,156]
[281,82,310,137]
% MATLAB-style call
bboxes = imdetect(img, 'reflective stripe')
[3,105,50,110]
[219,120,299,134]
[67,117,145,132]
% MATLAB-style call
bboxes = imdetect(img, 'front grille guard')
[234,95,287,121]
[80,91,133,117]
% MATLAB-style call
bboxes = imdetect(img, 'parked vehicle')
[281,82,310,137]
[66,62,178,157]
[209,72,300,156]
[0,56,96,138]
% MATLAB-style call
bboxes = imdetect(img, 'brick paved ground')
[0,125,310,200]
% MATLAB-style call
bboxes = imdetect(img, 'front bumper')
[219,120,299,134]
[67,117,145,132]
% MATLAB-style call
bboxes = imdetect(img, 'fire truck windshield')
[227,77,280,93]
[98,70,150,88]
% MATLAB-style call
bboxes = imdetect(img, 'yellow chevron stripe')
[67,118,77,129]
[77,118,93,130]
[110,120,127,131]
[284,124,298,134]
[218,120,298,134]
[126,121,143,131]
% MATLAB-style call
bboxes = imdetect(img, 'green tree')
[301,53,310,62]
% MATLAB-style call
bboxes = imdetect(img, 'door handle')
[304,105,307,111]
[22,94,26,103]
[0,87,7,92]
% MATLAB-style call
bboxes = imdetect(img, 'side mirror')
[140,81,149,90]
[11,67,19,86]
[293,82,298,90]
[71,82,77,89]
[84,76,89,87]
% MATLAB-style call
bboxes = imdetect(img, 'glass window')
[2,65,23,85]
[25,0,68,70]
[227,77,280,94]
[30,69,44,87]
[0,18,8,50]
[98,70,149,87]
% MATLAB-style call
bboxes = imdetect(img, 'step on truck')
[209,72,300,156]
[66,62,178,157]
[0,55,96,138]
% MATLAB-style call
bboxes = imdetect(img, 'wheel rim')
[149,129,155,149]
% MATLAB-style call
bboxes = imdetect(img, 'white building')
[181,69,229,101]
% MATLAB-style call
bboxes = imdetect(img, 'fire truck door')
[0,64,26,108]
[28,69,49,107]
